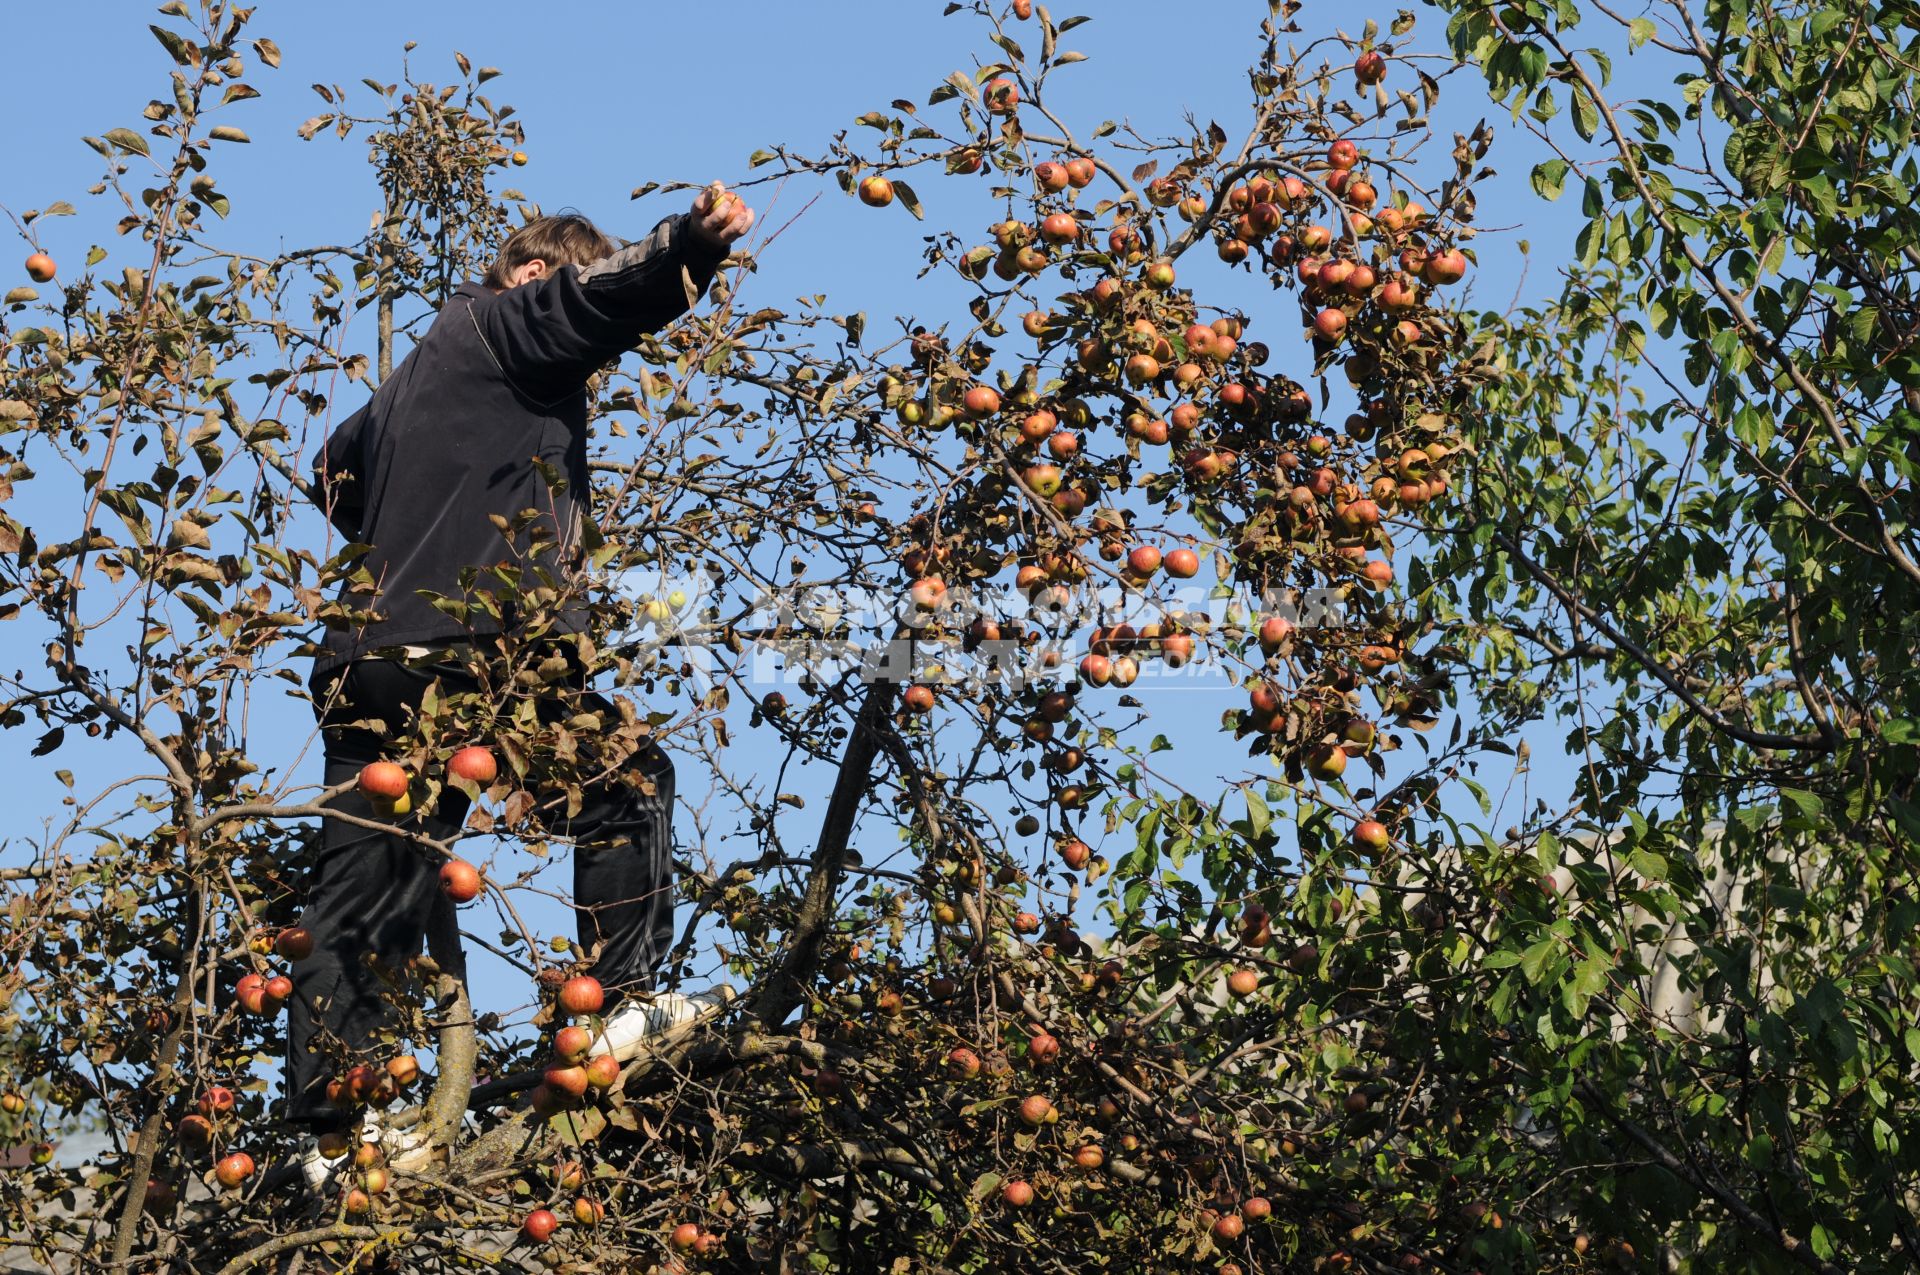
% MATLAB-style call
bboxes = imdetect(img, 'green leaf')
[1519,936,1559,983]
[102,127,151,158]
[1724,123,1787,194]
[1627,18,1656,48]
[149,24,196,66]
[1530,159,1569,201]
[890,179,924,221]
[1571,85,1600,142]
[1244,788,1270,839]
[1779,788,1823,820]
[548,1107,607,1146]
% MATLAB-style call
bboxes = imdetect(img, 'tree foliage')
[0,0,1913,1272]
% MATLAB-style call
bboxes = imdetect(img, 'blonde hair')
[483,212,617,288]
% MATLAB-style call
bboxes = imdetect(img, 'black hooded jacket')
[308,213,725,673]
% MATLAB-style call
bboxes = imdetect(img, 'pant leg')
[549,697,678,998]
[285,659,471,1127]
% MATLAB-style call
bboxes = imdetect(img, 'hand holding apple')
[690,182,755,252]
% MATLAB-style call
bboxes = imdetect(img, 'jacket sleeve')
[471,213,729,404]
[310,404,369,539]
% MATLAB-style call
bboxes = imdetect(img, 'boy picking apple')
[294,184,754,1188]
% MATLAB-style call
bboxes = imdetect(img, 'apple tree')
[9,0,1908,1272]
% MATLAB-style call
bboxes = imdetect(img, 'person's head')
[483,212,617,291]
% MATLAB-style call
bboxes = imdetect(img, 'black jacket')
[308,213,725,673]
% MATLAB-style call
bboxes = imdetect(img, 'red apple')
[543,1063,590,1100]
[523,1208,560,1243]
[909,576,948,609]
[1314,308,1349,342]
[1022,464,1063,497]
[1019,1094,1056,1126]
[344,1063,381,1103]
[579,1053,620,1091]
[963,385,1002,418]
[439,858,483,904]
[275,926,315,962]
[1423,247,1468,285]
[143,1177,176,1215]
[1356,51,1387,84]
[1040,212,1079,244]
[558,975,605,1015]
[235,972,268,1014]
[24,253,56,283]
[554,1024,593,1064]
[1018,408,1057,442]
[1127,546,1162,576]
[1328,140,1360,170]
[213,1152,254,1190]
[1306,744,1348,780]
[857,176,894,207]
[1003,1179,1035,1207]
[983,77,1019,114]
[357,761,409,801]
[448,746,497,785]
[903,684,937,713]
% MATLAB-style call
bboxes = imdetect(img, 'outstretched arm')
[475,184,756,403]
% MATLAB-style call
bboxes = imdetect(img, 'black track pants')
[284,657,676,1126]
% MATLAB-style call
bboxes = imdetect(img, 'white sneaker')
[297,1112,435,1193]
[591,986,736,1062]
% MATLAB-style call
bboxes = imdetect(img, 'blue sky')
[0,0,1679,1133]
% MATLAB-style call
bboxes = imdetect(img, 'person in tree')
[292,184,755,1188]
